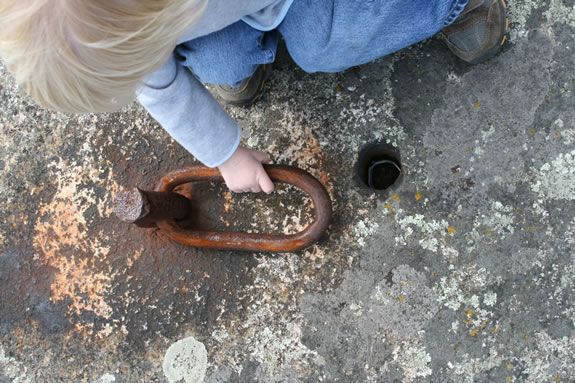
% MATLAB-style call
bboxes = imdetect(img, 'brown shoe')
[214,64,271,107]
[442,0,509,64]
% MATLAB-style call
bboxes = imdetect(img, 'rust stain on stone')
[273,126,334,198]
[297,131,334,198]
[32,160,119,319]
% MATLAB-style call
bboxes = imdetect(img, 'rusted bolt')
[357,142,402,191]
[114,165,332,253]
[114,188,192,228]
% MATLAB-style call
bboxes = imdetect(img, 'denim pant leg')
[176,21,278,86]
[277,0,468,73]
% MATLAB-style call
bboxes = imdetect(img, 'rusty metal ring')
[154,165,332,252]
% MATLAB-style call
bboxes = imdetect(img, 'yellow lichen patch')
[33,159,116,319]
[522,224,539,233]
[506,363,514,371]
[396,294,406,303]
[469,320,488,337]
[464,308,475,324]
[528,127,537,137]
[390,193,401,202]
[447,226,457,235]
[552,373,561,382]
[473,100,481,109]
[482,228,497,239]
[415,191,423,201]
[553,130,562,140]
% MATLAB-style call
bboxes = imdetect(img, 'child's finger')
[257,171,274,194]
[252,150,271,164]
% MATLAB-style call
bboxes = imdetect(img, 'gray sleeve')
[137,54,241,168]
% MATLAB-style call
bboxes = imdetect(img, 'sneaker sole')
[224,78,267,107]
[466,0,509,64]
[220,65,272,108]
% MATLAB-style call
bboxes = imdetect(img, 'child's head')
[0,0,205,113]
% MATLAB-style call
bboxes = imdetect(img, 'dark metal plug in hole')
[357,142,402,191]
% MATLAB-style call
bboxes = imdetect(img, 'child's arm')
[138,54,273,193]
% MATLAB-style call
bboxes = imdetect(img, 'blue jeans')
[176,0,469,85]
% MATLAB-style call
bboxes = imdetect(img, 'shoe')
[442,0,509,64]
[214,64,271,107]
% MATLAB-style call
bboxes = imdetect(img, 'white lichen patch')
[338,94,384,130]
[436,267,499,339]
[558,127,575,146]
[531,199,550,220]
[481,125,496,142]
[507,0,538,40]
[448,348,504,383]
[446,71,462,84]
[441,246,460,262]
[450,321,459,333]
[270,123,325,170]
[435,266,489,311]
[337,77,407,150]
[94,373,116,383]
[0,346,31,383]
[391,334,433,382]
[546,115,574,148]
[205,254,325,381]
[543,0,575,29]
[473,146,485,157]
[531,151,575,200]
[483,291,497,307]
[475,201,516,238]
[366,265,439,338]
[566,218,575,246]
[520,332,575,382]
[162,336,208,383]
[530,262,575,322]
[246,320,322,378]
[436,277,465,310]
[395,213,449,253]
[353,218,380,247]
[247,259,326,378]
[508,0,575,42]
[211,314,325,382]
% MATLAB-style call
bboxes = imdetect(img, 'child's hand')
[218,146,274,193]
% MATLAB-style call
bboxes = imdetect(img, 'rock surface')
[1,1,574,382]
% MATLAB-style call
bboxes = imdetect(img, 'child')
[0,0,507,193]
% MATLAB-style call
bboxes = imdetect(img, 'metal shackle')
[114,165,332,252]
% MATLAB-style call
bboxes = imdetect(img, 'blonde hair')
[0,0,205,113]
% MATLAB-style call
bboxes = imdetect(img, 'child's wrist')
[217,146,243,170]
